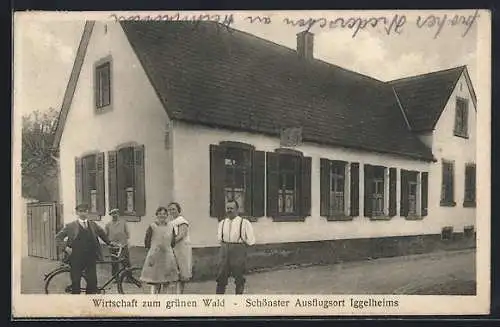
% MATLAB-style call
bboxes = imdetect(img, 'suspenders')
[221,217,246,244]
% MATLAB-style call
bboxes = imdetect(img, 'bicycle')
[44,245,147,294]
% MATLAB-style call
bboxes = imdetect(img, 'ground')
[20,248,475,295]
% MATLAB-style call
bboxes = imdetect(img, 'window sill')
[453,132,469,139]
[121,215,141,222]
[463,201,476,208]
[271,215,306,222]
[95,103,113,115]
[440,201,457,207]
[368,215,393,221]
[325,215,353,222]
[404,214,424,221]
[87,214,101,221]
[242,216,259,223]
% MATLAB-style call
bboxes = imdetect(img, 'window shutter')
[421,172,428,216]
[108,150,118,212]
[450,163,455,202]
[320,158,330,217]
[134,145,146,217]
[266,152,279,217]
[471,165,476,201]
[350,163,359,216]
[209,144,225,219]
[117,150,126,215]
[400,170,409,216]
[96,152,105,216]
[301,156,312,217]
[251,150,265,217]
[104,64,111,106]
[81,157,89,206]
[389,168,397,216]
[363,164,373,217]
[463,103,468,135]
[75,157,83,207]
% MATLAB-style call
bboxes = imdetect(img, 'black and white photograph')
[12,10,490,317]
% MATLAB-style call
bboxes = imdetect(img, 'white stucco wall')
[59,22,174,246]
[428,71,477,232]
[172,121,443,248]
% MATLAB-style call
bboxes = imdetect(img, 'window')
[75,152,105,219]
[454,98,469,138]
[330,164,345,215]
[224,147,251,216]
[108,145,146,220]
[210,142,265,220]
[364,165,386,217]
[267,149,311,221]
[400,170,417,216]
[278,155,298,214]
[464,163,476,207]
[320,159,349,220]
[95,60,111,110]
[441,160,456,206]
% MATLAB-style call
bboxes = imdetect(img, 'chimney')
[296,30,314,60]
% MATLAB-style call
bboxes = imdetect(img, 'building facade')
[53,21,476,277]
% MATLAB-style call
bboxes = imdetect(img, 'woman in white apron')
[140,206,179,294]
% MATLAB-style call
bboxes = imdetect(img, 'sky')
[14,10,481,116]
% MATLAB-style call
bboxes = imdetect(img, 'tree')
[21,108,59,201]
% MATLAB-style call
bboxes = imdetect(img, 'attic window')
[94,59,112,112]
[454,97,468,138]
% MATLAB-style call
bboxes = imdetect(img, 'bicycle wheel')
[44,268,88,294]
[117,266,149,294]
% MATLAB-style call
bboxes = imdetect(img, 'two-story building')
[52,20,476,279]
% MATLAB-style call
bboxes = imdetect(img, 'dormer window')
[454,97,469,138]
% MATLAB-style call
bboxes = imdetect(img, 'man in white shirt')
[216,199,256,294]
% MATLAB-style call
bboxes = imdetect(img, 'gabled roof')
[389,66,477,132]
[52,21,95,151]
[120,21,434,161]
[54,20,438,162]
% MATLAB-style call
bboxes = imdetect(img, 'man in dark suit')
[55,203,117,294]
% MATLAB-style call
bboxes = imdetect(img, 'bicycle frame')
[44,245,132,291]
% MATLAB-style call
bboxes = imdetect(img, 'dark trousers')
[110,246,131,278]
[70,254,98,294]
[216,243,247,294]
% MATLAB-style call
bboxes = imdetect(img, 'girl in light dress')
[167,202,193,294]
[140,206,179,294]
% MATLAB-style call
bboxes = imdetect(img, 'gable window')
[267,149,311,222]
[108,145,146,221]
[464,163,476,207]
[440,160,456,206]
[210,142,265,220]
[75,152,105,219]
[95,60,111,111]
[454,98,469,138]
[364,165,387,218]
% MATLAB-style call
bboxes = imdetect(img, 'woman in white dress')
[167,202,192,294]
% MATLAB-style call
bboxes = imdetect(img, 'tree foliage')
[22,108,59,201]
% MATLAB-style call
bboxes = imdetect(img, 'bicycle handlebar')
[109,244,125,259]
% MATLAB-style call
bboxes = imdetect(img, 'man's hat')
[109,208,120,215]
[75,203,89,212]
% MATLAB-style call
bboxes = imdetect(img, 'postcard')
[12,9,491,317]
